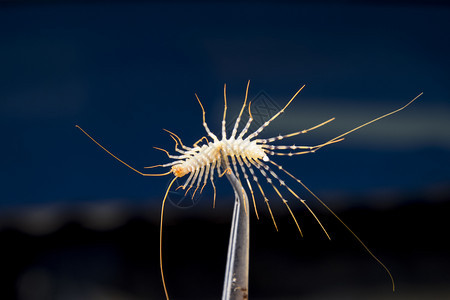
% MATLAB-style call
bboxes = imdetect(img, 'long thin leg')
[181,169,195,190]
[166,134,187,154]
[249,158,303,236]
[163,129,192,151]
[192,166,205,199]
[268,159,395,291]
[237,101,254,140]
[153,147,190,160]
[256,117,335,144]
[315,92,423,152]
[160,177,178,300]
[231,80,251,139]
[245,84,306,141]
[193,136,209,147]
[237,155,259,219]
[210,160,217,208]
[184,168,200,196]
[263,138,344,156]
[262,145,318,150]
[222,84,228,139]
[230,155,241,187]
[261,138,343,150]
[200,163,211,194]
[76,125,172,177]
[195,93,219,142]
[231,155,247,214]
[259,161,330,240]
[243,157,278,231]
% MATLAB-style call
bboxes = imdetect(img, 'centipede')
[76,81,422,299]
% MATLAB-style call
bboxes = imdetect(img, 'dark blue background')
[0,1,449,299]
[1,2,449,210]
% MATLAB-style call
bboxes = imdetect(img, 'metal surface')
[222,172,250,300]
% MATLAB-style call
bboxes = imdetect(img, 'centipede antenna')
[160,177,178,300]
[76,125,172,177]
[195,93,219,142]
[143,164,165,169]
[144,161,181,169]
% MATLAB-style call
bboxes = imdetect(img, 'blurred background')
[1,1,449,299]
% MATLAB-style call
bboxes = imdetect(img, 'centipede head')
[172,165,188,177]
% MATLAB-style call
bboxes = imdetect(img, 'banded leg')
[231,80,251,139]
[230,154,247,214]
[245,85,305,141]
[243,157,278,231]
[195,93,219,142]
[263,138,344,156]
[184,168,200,196]
[236,155,259,219]
[255,117,335,144]
[200,163,211,194]
[181,169,195,190]
[220,152,232,174]
[167,134,187,154]
[216,157,223,178]
[258,161,330,240]
[210,160,217,208]
[222,84,228,139]
[249,159,303,236]
[153,147,190,160]
[192,166,205,199]
[237,101,253,140]
[163,129,192,151]
[193,136,210,147]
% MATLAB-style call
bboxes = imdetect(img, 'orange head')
[172,165,188,178]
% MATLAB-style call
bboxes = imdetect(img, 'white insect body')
[76,81,422,300]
